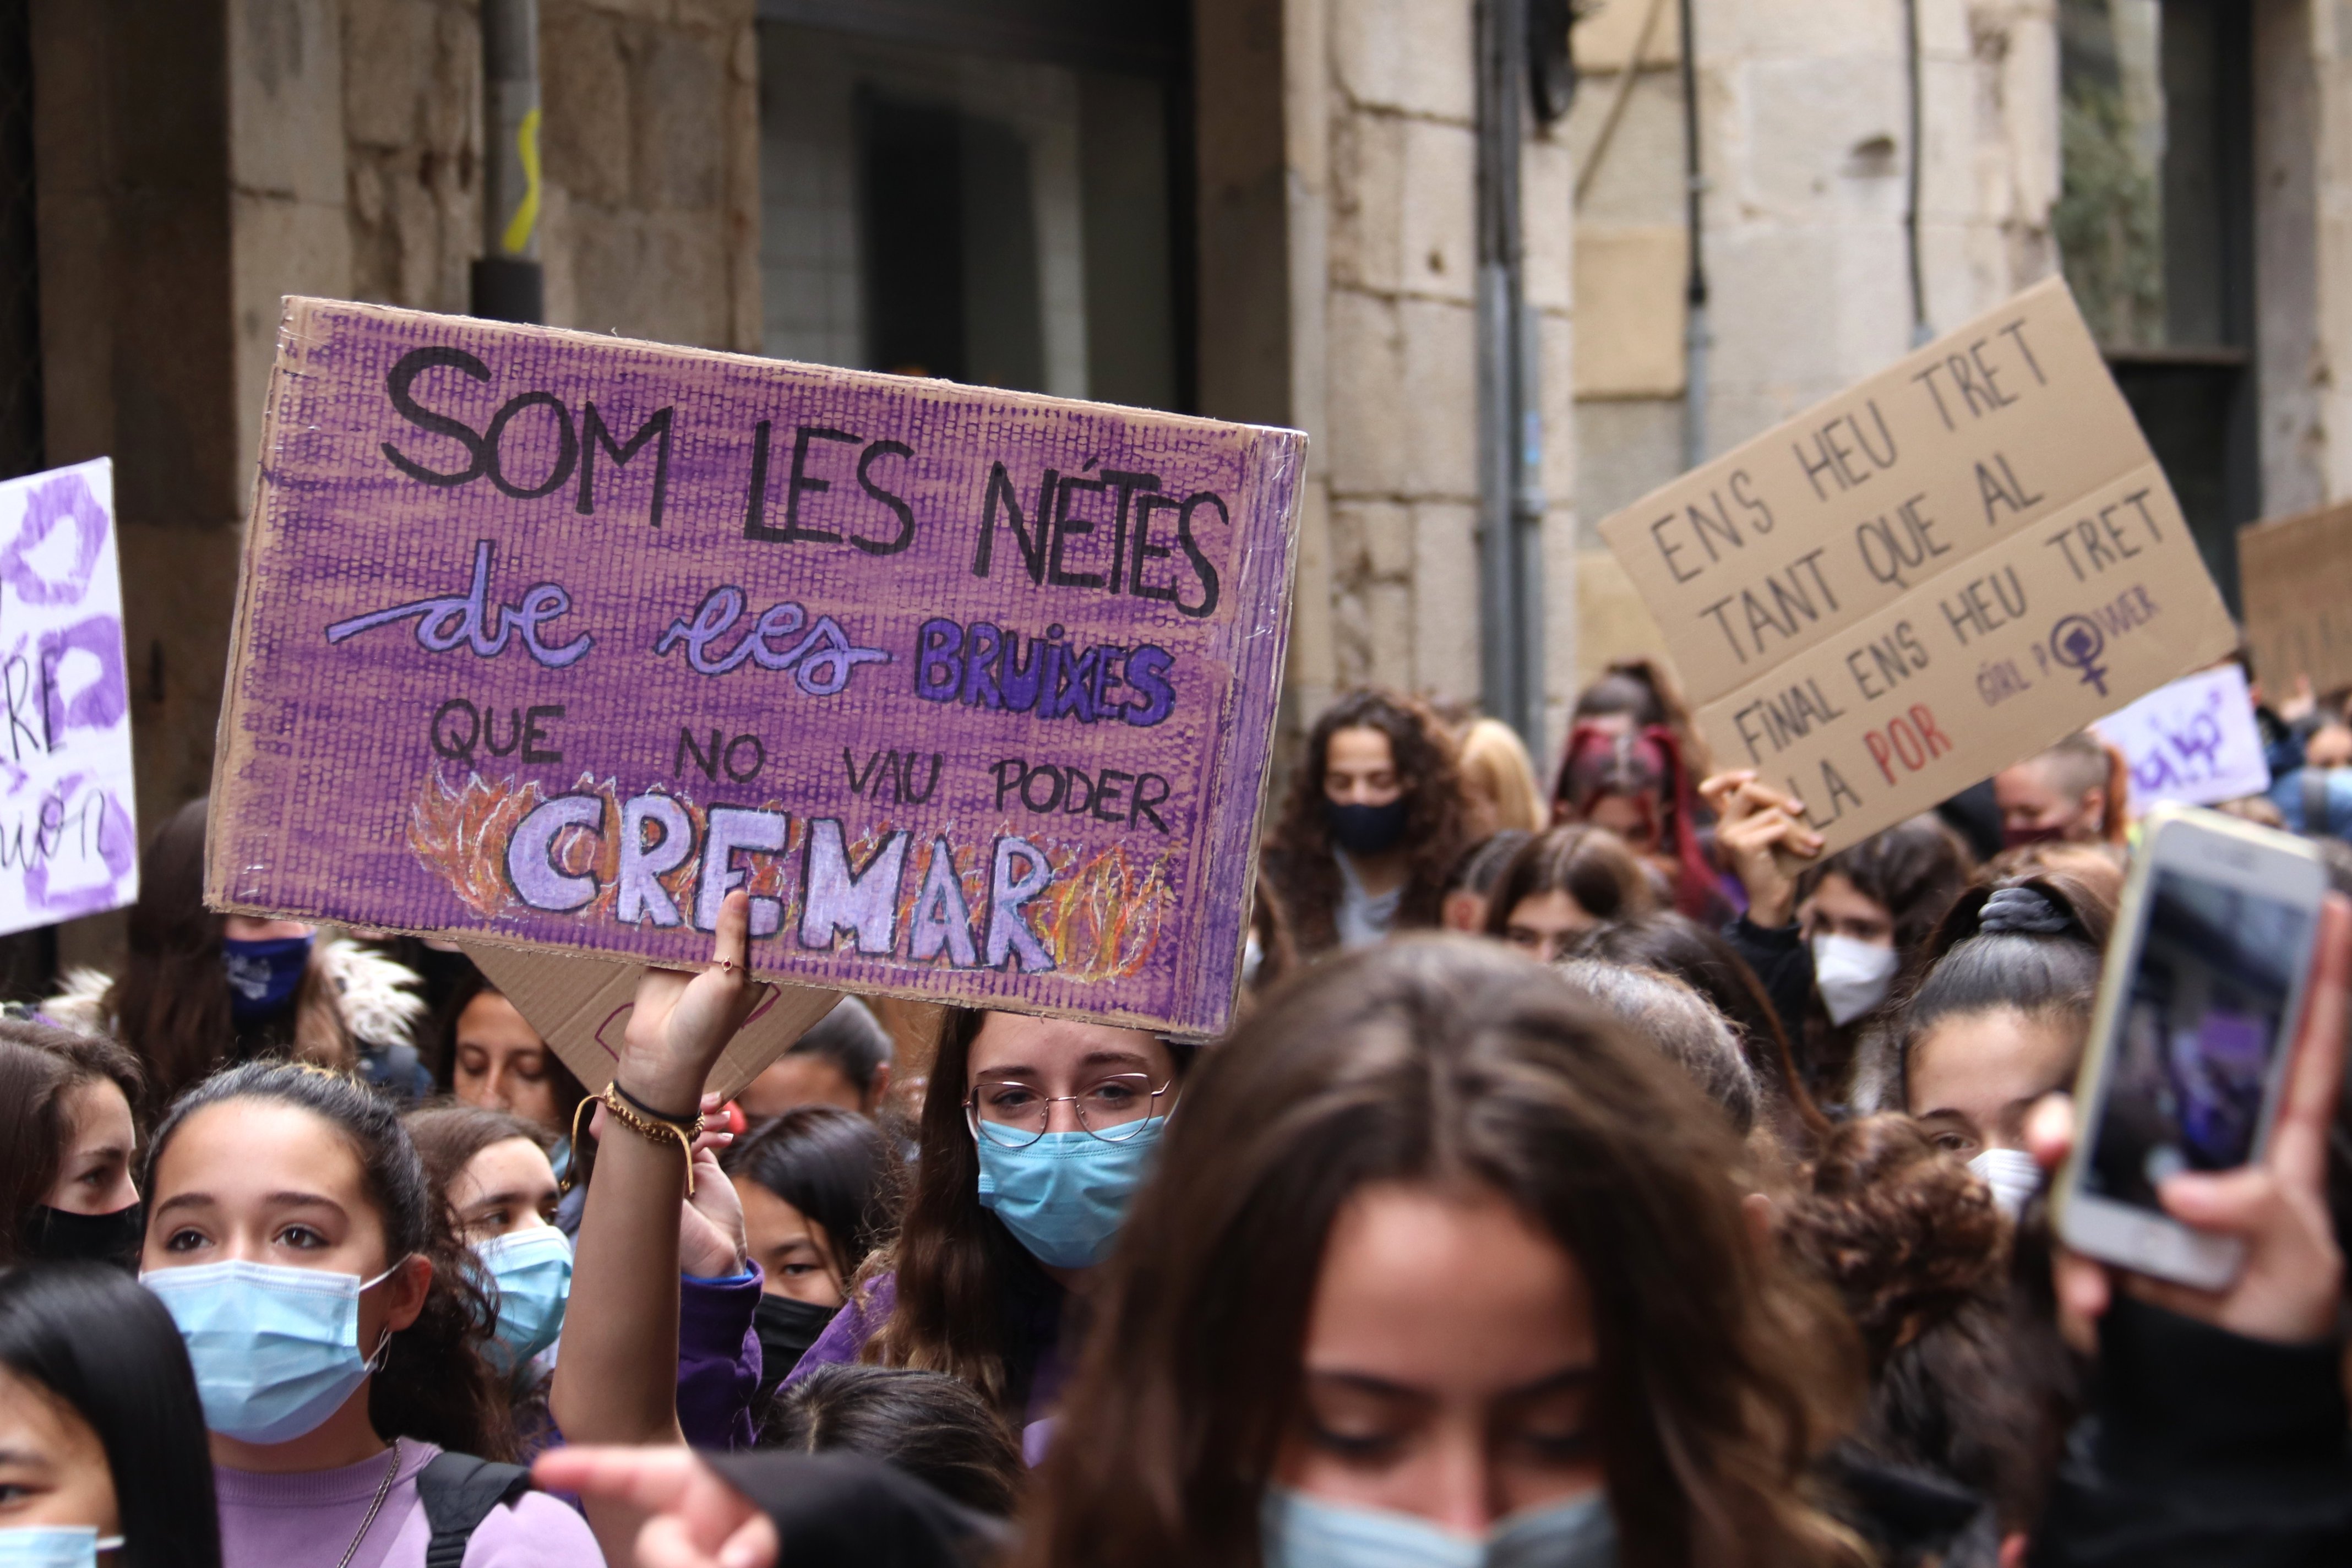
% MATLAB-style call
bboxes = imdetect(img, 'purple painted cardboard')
[210,298,1305,1037]
[0,459,138,935]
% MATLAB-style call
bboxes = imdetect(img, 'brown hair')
[403,1102,556,1219]
[861,1010,1197,1418]
[1021,938,1863,1568]
[0,1021,144,1261]
[431,968,589,1132]
[1482,824,1654,938]
[107,800,350,1111]
[1779,1115,2005,1375]
[1781,1116,2064,1531]
[1261,689,1467,955]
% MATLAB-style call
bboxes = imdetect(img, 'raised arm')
[551,893,765,1565]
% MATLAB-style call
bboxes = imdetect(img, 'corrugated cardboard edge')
[204,296,1309,1041]
[459,940,841,1103]
[206,297,317,910]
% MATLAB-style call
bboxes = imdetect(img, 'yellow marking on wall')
[502,107,543,255]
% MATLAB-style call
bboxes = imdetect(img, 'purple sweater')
[678,1266,765,1450]
[215,1440,600,1568]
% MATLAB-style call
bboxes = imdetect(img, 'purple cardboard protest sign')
[210,299,1304,1036]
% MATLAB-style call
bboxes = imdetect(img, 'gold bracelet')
[573,1082,706,1195]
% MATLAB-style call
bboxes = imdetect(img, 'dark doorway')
[2058,0,2257,608]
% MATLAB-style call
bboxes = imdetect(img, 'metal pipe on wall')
[1476,0,1547,747]
[1904,0,1931,345]
[473,0,545,323]
[1678,0,1708,471]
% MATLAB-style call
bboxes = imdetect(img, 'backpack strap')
[416,1451,532,1568]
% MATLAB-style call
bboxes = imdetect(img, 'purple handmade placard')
[0,458,138,934]
[211,298,1304,1036]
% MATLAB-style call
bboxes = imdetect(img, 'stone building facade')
[1569,0,2352,682]
[15,0,2352,974]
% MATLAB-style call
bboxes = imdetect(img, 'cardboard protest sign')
[211,299,1304,1038]
[0,460,137,934]
[2093,665,2270,813]
[457,940,840,1102]
[2239,500,2352,696]
[1598,276,2236,854]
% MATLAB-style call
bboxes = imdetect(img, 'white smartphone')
[2053,802,2327,1290]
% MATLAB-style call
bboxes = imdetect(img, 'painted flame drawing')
[407,767,1173,981]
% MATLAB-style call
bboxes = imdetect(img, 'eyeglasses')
[964,1072,1173,1147]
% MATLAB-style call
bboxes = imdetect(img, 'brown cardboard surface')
[458,940,840,1103]
[2239,499,2352,696]
[1601,277,2236,854]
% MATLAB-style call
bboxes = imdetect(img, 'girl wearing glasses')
[783,1010,1195,1455]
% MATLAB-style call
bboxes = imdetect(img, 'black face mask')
[753,1293,838,1388]
[1324,798,1410,856]
[21,1202,144,1270]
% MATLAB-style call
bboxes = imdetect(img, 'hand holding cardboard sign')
[616,890,770,1115]
[1702,770,1823,929]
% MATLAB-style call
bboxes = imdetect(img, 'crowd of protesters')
[0,653,2342,1568]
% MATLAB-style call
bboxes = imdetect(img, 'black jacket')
[2030,1295,2352,1567]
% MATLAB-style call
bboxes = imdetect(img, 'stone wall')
[539,0,762,352]
[2252,0,2352,521]
[31,0,761,967]
[1277,0,1580,753]
[1566,0,2057,687]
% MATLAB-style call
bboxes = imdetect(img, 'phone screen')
[2081,867,2311,1215]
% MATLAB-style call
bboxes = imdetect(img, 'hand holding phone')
[2043,841,2348,1343]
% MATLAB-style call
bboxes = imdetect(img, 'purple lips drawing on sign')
[211,300,1304,1036]
[0,460,139,933]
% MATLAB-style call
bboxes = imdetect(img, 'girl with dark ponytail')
[139,1062,600,1568]
[1885,870,2117,1215]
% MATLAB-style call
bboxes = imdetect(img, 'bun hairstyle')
[1787,1119,2069,1535]
[1896,872,2114,1104]
[1780,1116,2006,1374]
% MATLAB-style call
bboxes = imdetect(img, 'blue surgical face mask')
[221,934,313,1022]
[141,1258,400,1444]
[0,1529,125,1568]
[476,1225,572,1373]
[1261,1485,1616,1568]
[974,1117,1167,1270]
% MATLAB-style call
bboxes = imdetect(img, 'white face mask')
[1810,933,1899,1026]
[1967,1147,2041,1218]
